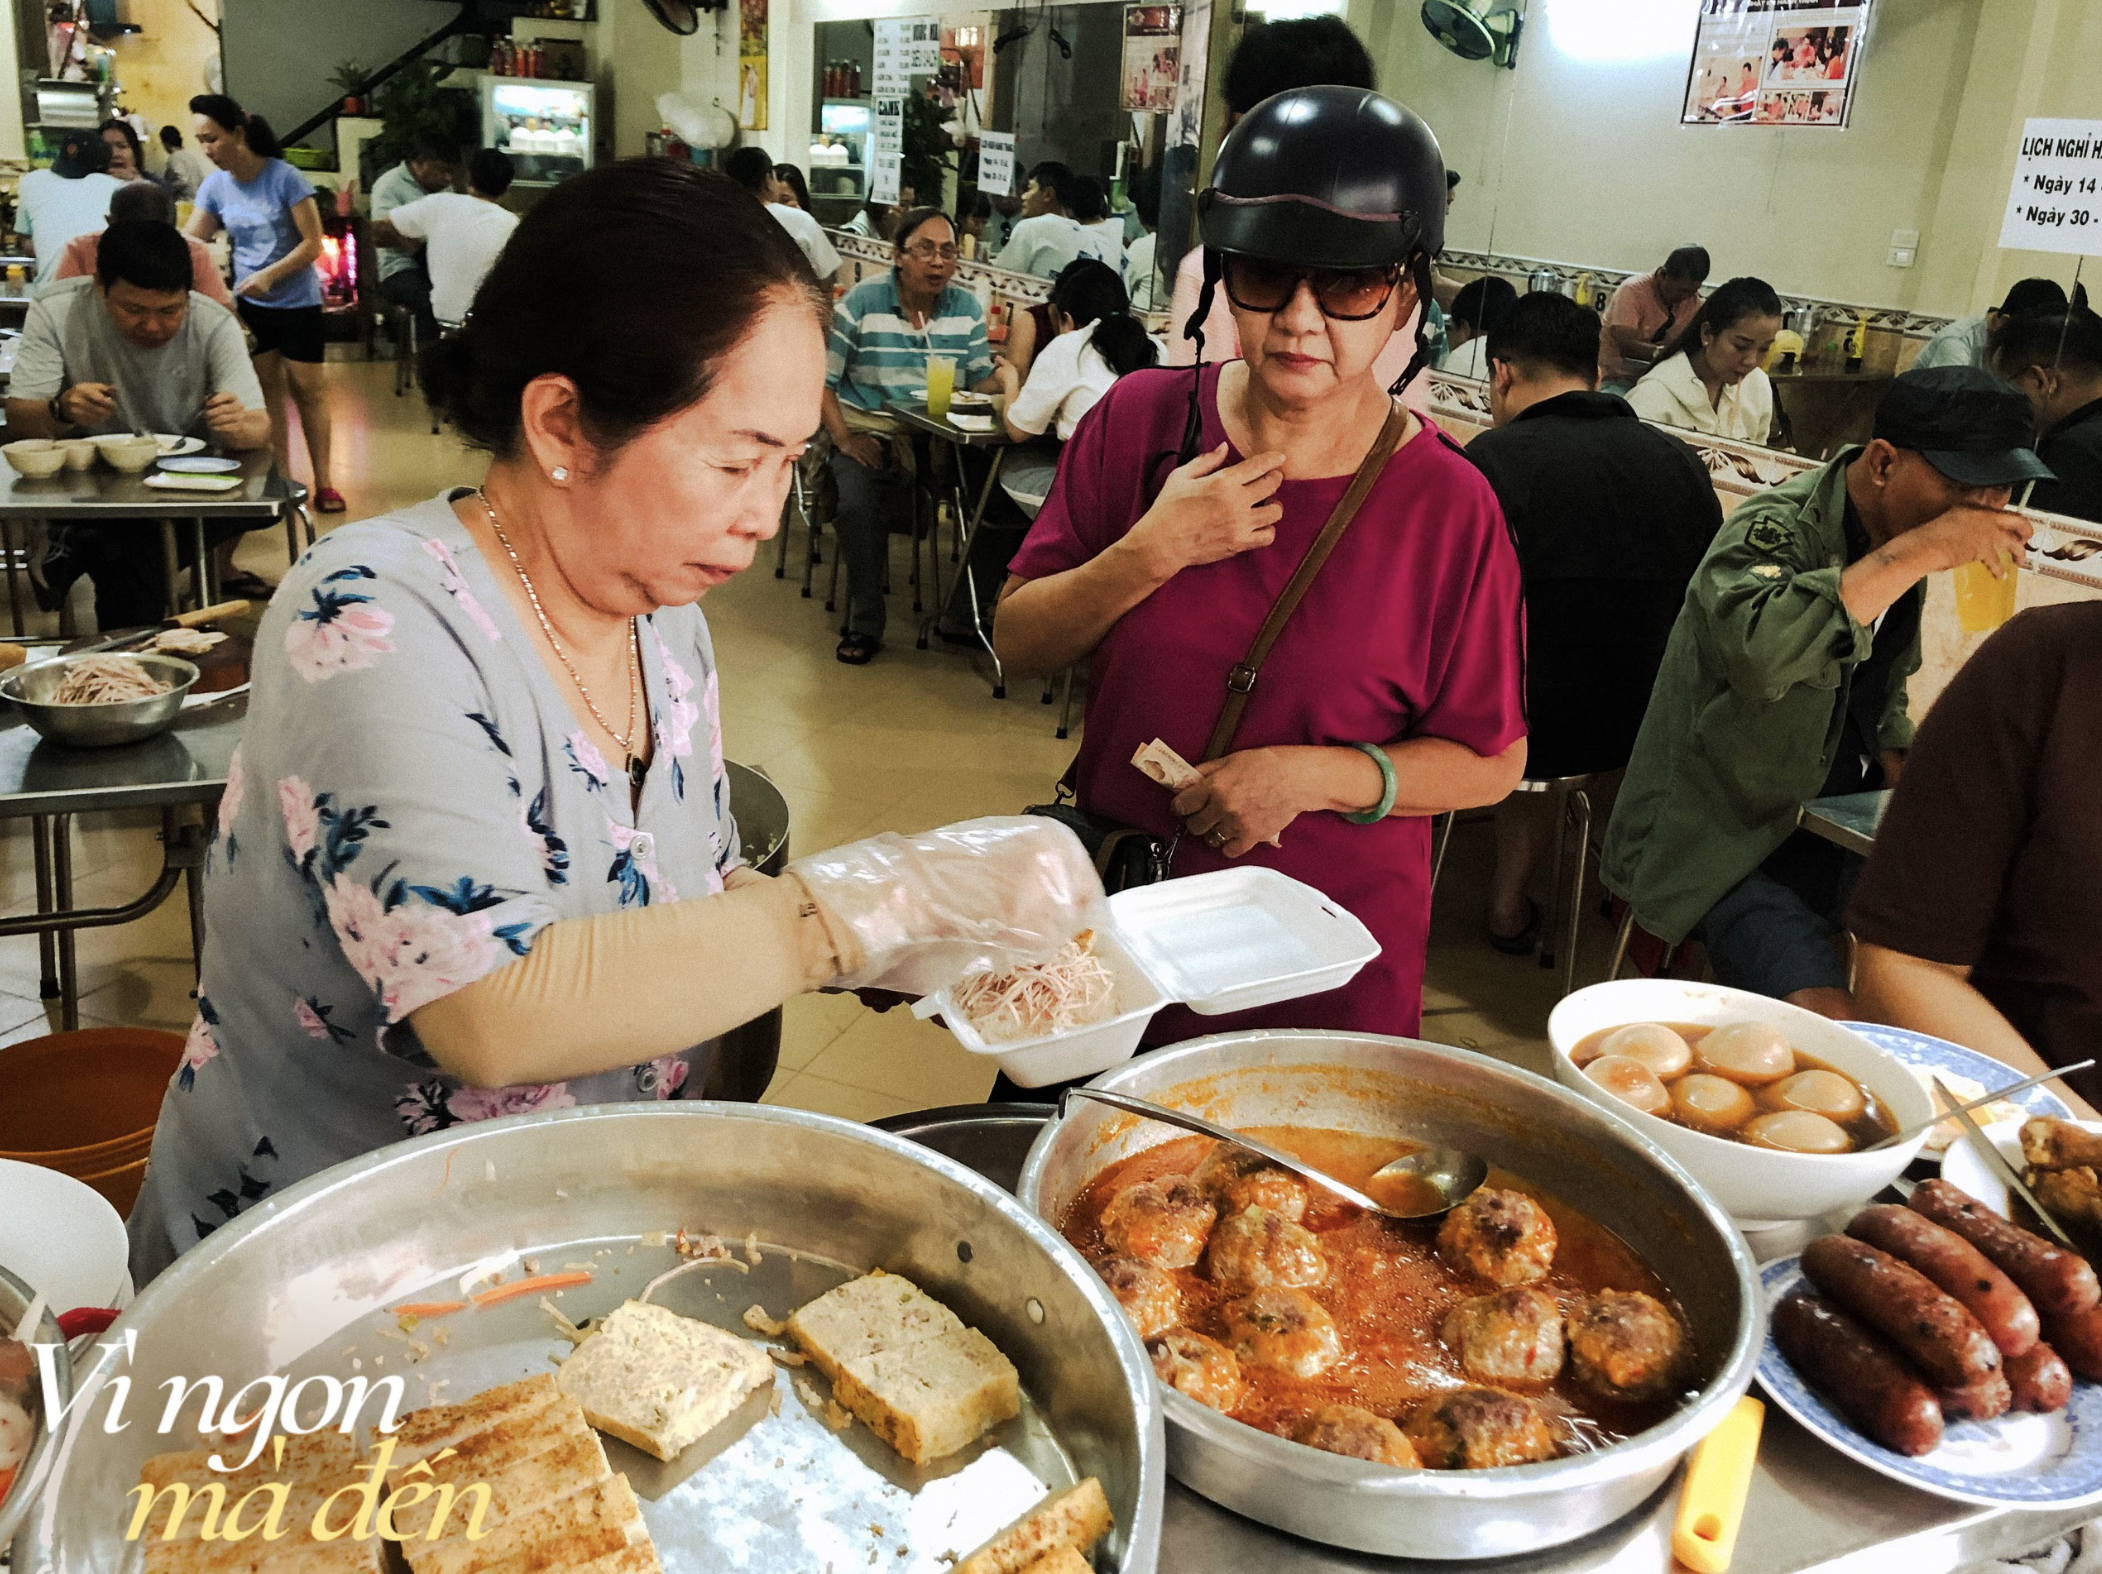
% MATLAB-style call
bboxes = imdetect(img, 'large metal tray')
[19,1104,1164,1572]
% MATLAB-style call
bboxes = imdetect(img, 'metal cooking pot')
[1,654,198,749]
[22,1105,1165,1572]
[1018,1031,1762,1560]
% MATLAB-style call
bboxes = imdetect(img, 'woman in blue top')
[185,94,342,519]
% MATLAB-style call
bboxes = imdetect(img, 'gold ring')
[1207,828,1229,847]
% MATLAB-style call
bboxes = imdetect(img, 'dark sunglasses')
[1221,256,1403,321]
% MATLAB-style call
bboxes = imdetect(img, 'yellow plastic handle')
[1672,1395,1765,1574]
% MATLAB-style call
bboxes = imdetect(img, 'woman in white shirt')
[1001,258,1158,507]
[1627,275,1783,444]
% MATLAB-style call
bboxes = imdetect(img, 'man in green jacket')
[1603,367,2048,1017]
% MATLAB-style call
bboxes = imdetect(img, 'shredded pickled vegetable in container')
[952,932,1117,1043]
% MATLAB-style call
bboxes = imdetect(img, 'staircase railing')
[280,2,474,151]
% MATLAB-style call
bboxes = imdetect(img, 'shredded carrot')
[469,1272,593,1308]
[393,1301,468,1318]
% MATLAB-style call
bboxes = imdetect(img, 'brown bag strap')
[1199,402,1412,763]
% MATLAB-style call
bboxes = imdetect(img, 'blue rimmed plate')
[1759,1255,2102,1507]
[157,454,241,474]
[1841,1021,2073,1138]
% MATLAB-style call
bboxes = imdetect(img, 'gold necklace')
[475,486,648,791]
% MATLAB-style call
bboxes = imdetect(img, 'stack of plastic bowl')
[0,1028,185,1215]
[0,1160,131,1312]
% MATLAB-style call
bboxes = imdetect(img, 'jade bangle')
[1343,741,1397,825]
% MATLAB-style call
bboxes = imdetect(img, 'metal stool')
[1516,772,1606,1001]
[428,319,463,434]
[281,481,317,569]
[387,302,419,398]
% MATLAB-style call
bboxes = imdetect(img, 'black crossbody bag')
[1026,405,1411,892]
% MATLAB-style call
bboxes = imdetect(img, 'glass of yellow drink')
[925,355,956,421]
[1952,552,2019,633]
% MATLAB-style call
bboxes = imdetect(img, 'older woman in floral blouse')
[128,160,1100,1282]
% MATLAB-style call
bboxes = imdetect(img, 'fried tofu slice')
[554,1300,775,1461]
[954,1477,1114,1574]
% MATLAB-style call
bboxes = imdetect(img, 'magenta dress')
[1008,365,1527,1040]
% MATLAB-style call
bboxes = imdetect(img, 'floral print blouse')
[128,491,740,1283]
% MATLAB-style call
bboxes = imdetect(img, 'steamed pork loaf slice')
[385,1398,609,1541]
[135,1435,382,1574]
[1017,1551,1091,1574]
[787,1270,966,1381]
[145,1542,383,1574]
[415,1476,649,1574]
[829,1325,1021,1464]
[388,1374,563,1468]
[954,1477,1113,1574]
[555,1300,775,1460]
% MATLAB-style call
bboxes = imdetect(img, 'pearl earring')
[550,466,570,482]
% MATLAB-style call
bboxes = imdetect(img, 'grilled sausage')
[2005,1343,2073,1413]
[1936,1368,2011,1423]
[2043,1303,2102,1383]
[1772,1293,1944,1457]
[1909,1180,2101,1317]
[1846,1205,2040,1358]
[1801,1235,2001,1388]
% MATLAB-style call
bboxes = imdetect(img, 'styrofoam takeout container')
[916,866,1380,1087]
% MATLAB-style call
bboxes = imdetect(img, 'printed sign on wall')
[977,130,1015,198]
[1121,5,1182,114]
[737,0,767,131]
[871,95,903,204]
[1999,119,2102,256]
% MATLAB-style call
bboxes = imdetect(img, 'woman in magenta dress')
[995,87,1527,1044]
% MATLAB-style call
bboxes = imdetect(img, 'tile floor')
[1,359,1627,1117]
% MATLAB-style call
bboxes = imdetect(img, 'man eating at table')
[8,218,270,628]
[822,205,1015,665]
[1602,367,2046,1019]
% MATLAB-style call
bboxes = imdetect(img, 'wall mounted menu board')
[1682,0,1869,129]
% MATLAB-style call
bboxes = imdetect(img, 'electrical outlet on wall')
[1888,228,1919,268]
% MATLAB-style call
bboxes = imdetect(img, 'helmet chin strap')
[1176,249,1223,468]
[1389,251,1438,399]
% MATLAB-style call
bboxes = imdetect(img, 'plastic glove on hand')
[788,816,1108,996]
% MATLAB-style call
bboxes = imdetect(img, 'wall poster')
[1999,118,2102,256]
[738,0,767,131]
[871,95,903,204]
[1681,0,1869,129]
[1121,6,1183,115]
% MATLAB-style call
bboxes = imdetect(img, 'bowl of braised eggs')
[1548,980,1935,1226]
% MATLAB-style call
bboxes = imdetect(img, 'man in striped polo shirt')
[823,206,1013,663]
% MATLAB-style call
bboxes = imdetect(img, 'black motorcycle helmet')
[1176,85,1448,463]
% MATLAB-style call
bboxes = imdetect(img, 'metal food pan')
[21,1104,1163,1572]
[1019,1031,1762,1560]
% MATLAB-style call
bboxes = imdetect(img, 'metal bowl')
[1018,1031,1763,1560]
[0,1261,72,1547]
[24,1103,1165,1573]
[0,653,197,747]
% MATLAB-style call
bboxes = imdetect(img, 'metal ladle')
[1057,1086,1488,1221]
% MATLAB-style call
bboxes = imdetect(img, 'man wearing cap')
[1602,366,2047,1018]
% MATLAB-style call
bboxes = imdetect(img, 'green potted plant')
[369,58,476,172]
[329,60,368,116]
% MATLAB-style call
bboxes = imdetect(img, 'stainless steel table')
[0,451,303,634]
[0,682,246,1029]
[1799,789,1891,857]
[887,1104,2095,1574]
[888,399,1015,697]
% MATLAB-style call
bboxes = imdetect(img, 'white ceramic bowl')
[1548,980,1934,1226]
[54,438,97,471]
[2,439,66,479]
[93,435,160,474]
[0,1157,130,1310]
